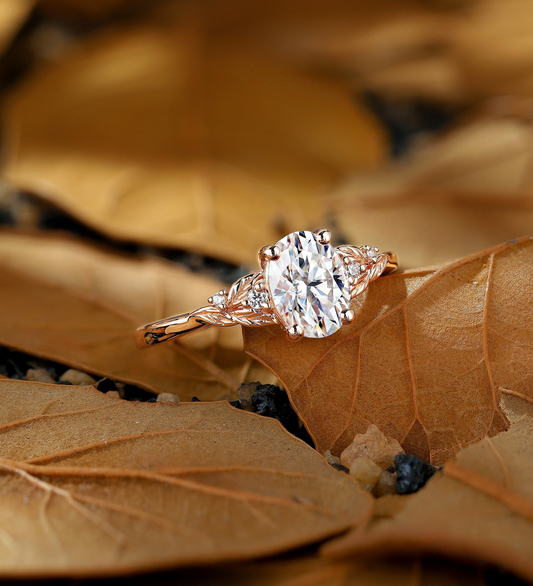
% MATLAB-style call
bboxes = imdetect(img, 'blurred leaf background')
[1,0,532,273]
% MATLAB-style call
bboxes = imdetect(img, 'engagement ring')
[136,230,397,345]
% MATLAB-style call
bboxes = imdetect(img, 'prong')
[286,324,303,341]
[341,308,355,323]
[208,297,213,304]
[253,281,264,291]
[384,251,398,274]
[258,245,280,268]
[314,229,331,245]
[218,289,227,296]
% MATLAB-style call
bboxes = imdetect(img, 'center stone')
[265,231,350,338]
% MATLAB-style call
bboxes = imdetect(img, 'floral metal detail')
[136,232,397,347]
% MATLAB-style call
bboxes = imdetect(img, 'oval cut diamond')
[265,231,350,338]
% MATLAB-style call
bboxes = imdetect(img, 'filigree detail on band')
[190,273,276,328]
[136,272,277,348]
[136,240,397,348]
[337,245,390,298]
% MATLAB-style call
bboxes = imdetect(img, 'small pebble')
[395,454,437,494]
[59,368,96,386]
[331,463,349,474]
[376,470,397,497]
[341,424,404,470]
[251,384,299,432]
[156,392,180,404]
[24,368,55,384]
[237,381,260,412]
[229,400,241,409]
[349,456,382,491]
[106,391,120,399]
[190,396,201,402]
[323,449,341,467]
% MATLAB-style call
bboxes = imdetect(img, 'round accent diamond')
[248,289,269,310]
[265,231,350,338]
[363,245,379,259]
[211,293,226,308]
[348,261,361,278]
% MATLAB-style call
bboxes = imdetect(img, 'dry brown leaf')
[3,24,385,266]
[329,115,533,268]
[0,0,34,55]
[201,0,533,105]
[322,396,533,584]
[0,230,275,399]
[0,379,371,576]
[354,0,533,105]
[244,236,533,465]
[450,0,533,103]
[163,0,462,103]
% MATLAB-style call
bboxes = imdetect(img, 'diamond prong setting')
[247,288,270,311]
[258,245,280,268]
[265,230,350,339]
[137,231,396,348]
[286,324,304,341]
[341,308,355,323]
[209,290,228,308]
[314,229,332,245]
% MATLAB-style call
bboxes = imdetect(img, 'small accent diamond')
[362,245,379,259]
[211,293,226,308]
[348,261,361,278]
[248,289,269,310]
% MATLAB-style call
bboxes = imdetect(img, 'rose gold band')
[384,251,399,275]
[136,249,398,349]
[135,312,211,348]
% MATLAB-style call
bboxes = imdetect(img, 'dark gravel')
[395,453,438,494]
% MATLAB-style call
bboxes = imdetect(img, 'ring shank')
[136,249,399,349]
[135,313,213,348]
[384,251,398,274]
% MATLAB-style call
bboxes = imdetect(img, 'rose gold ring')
[136,229,397,346]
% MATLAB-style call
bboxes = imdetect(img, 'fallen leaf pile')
[0,1,532,584]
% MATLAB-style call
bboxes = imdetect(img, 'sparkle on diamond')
[211,293,226,308]
[348,261,361,277]
[248,289,269,310]
[265,231,350,338]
